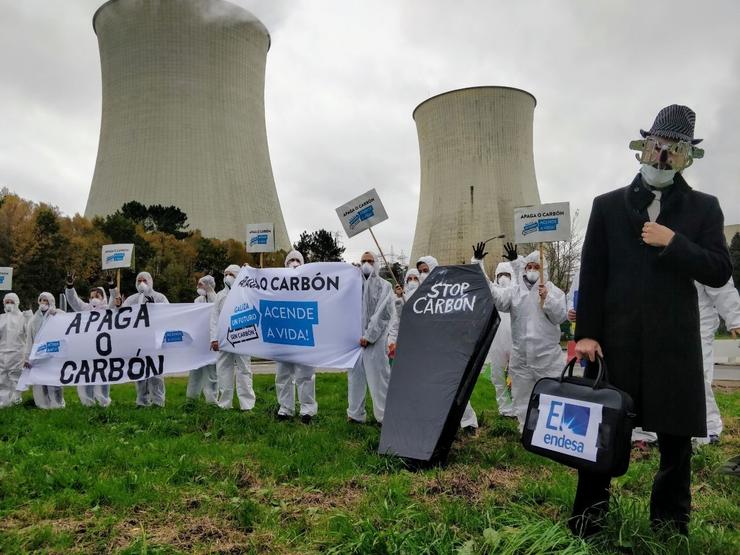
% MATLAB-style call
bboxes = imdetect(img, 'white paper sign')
[514,202,570,244]
[0,267,12,291]
[335,188,389,238]
[217,263,363,368]
[101,244,135,270]
[17,304,215,388]
[530,393,603,462]
[246,223,275,253]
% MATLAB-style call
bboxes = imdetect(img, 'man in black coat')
[573,105,732,537]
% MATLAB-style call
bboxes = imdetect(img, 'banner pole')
[260,252,264,269]
[116,269,120,293]
[369,227,400,288]
[539,243,545,308]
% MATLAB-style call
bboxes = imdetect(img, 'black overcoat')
[575,173,732,436]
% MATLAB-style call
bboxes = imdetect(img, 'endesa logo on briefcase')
[530,394,603,462]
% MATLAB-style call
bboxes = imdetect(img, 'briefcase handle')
[561,355,608,389]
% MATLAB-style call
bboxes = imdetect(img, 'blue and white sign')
[530,394,603,462]
[246,223,275,253]
[514,202,570,244]
[217,263,363,368]
[101,244,135,270]
[0,267,12,291]
[335,188,389,239]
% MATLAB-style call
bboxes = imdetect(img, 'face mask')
[525,270,540,284]
[224,275,235,287]
[4,303,15,313]
[419,272,428,283]
[405,281,419,295]
[39,303,49,313]
[288,261,300,269]
[497,276,511,288]
[640,164,677,188]
[136,282,150,294]
[90,297,104,308]
[197,287,207,297]
[361,262,373,276]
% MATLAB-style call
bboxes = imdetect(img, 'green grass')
[0,373,738,554]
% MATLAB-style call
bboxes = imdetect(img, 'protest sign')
[335,188,388,239]
[514,202,571,244]
[101,244,135,270]
[0,267,12,291]
[17,304,215,388]
[246,223,275,253]
[217,263,363,368]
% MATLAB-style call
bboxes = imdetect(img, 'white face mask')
[39,303,50,312]
[525,270,540,284]
[197,287,207,297]
[90,297,104,308]
[288,261,300,269]
[224,275,235,287]
[136,282,150,294]
[405,281,419,295]
[640,164,677,188]
[497,276,511,288]
[361,262,374,276]
[4,303,15,313]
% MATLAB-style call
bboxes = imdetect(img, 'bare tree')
[543,210,583,293]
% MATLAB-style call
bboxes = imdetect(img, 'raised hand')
[65,271,75,287]
[503,242,518,262]
[106,271,115,288]
[472,241,488,260]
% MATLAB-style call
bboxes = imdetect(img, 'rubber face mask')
[640,164,676,188]
[136,282,150,294]
[361,263,374,276]
[497,276,511,288]
[4,303,15,313]
[197,287,207,297]
[525,270,540,284]
[224,275,235,287]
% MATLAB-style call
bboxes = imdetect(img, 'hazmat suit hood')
[495,262,514,278]
[523,250,548,283]
[90,286,107,304]
[285,250,305,267]
[361,252,380,278]
[3,292,20,312]
[405,268,420,282]
[136,271,154,289]
[416,255,439,273]
[224,264,241,277]
[198,275,216,292]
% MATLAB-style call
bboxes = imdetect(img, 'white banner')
[0,267,12,291]
[217,263,363,368]
[335,188,389,238]
[530,393,603,462]
[17,304,215,388]
[514,202,571,243]
[246,223,275,253]
[101,243,135,270]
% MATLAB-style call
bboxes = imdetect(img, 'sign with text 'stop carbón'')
[246,223,275,253]
[335,188,388,238]
[514,202,570,244]
[101,244,135,270]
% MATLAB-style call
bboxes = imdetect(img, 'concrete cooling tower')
[409,87,541,275]
[85,0,290,247]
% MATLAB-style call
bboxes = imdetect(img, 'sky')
[2,0,739,264]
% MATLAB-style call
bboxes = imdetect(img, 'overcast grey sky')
[2,0,739,263]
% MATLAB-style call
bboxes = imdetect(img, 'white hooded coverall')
[275,251,318,417]
[211,265,255,410]
[486,262,515,417]
[122,272,168,407]
[0,293,27,407]
[347,261,393,423]
[27,292,65,409]
[65,285,117,407]
[187,275,218,404]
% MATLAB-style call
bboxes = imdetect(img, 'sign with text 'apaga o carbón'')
[101,244,135,270]
[378,264,500,465]
[217,263,363,368]
[17,304,215,388]
[335,188,389,238]
[0,267,13,291]
[514,202,570,244]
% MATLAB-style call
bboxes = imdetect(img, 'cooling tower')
[409,87,541,275]
[85,0,290,247]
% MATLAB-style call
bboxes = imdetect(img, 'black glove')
[65,271,75,288]
[503,242,518,262]
[106,271,115,289]
[472,242,488,260]
[144,295,155,304]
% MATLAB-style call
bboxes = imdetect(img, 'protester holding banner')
[25,292,65,409]
[0,293,27,407]
[347,252,393,424]
[64,272,118,408]
[573,105,732,537]
[210,264,255,411]
[274,251,318,423]
[186,275,218,405]
[122,272,168,407]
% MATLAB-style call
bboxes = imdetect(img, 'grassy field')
[0,371,737,554]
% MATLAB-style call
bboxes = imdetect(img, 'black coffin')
[378,264,500,465]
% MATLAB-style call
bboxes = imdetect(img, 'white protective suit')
[486,262,515,417]
[65,285,117,407]
[347,259,393,423]
[275,251,317,417]
[487,250,567,429]
[695,278,740,442]
[122,272,168,407]
[27,293,65,409]
[210,264,255,410]
[187,275,218,404]
[0,293,27,407]
[387,268,420,346]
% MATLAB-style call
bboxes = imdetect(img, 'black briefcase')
[521,356,636,477]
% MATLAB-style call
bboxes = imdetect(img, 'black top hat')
[640,104,702,144]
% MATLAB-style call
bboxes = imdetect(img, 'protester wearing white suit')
[487,262,516,417]
[0,293,27,407]
[187,275,218,404]
[26,292,65,409]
